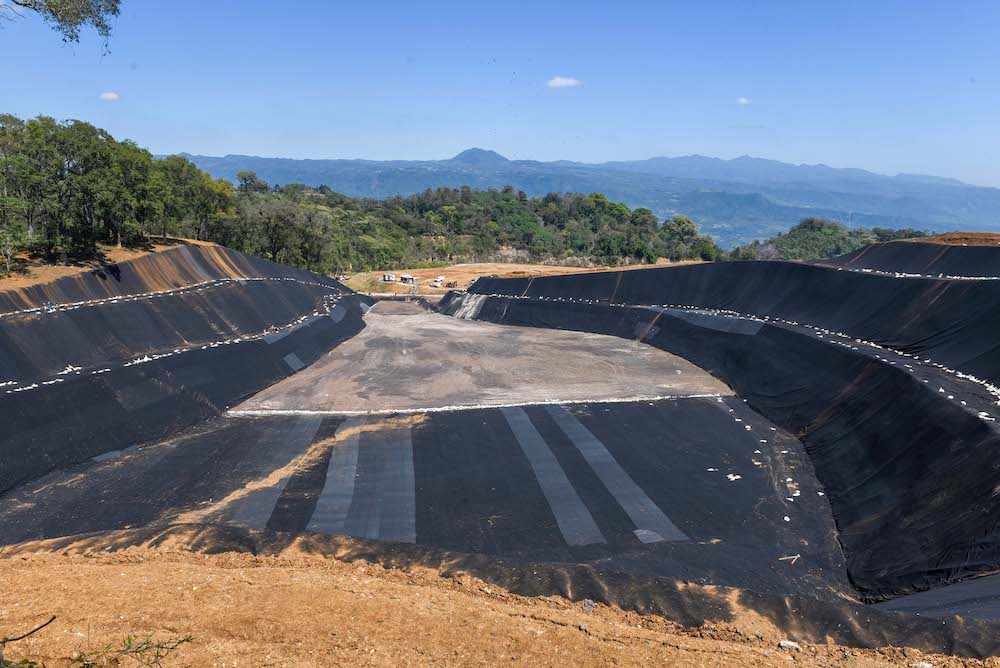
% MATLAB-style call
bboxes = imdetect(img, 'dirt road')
[344,260,702,296]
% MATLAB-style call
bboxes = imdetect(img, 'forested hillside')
[0,114,720,277]
[728,218,928,261]
[183,149,1000,247]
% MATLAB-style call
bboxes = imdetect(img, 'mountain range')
[177,148,1000,247]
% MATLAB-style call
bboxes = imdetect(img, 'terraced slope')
[0,244,369,492]
[5,241,1000,658]
[452,248,1000,601]
[824,238,1000,278]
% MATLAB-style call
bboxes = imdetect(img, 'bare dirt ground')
[0,237,211,290]
[903,232,1000,246]
[236,300,730,414]
[345,259,702,296]
[0,544,990,668]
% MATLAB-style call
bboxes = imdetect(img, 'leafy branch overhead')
[2,0,120,43]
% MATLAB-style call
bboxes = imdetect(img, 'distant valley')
[177,148,1000,247]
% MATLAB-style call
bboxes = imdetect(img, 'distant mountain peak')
[449,148,509,166]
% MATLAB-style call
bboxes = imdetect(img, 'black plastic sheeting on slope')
[438,291,1000,601]
[470,262,1000,388]
[0,294,368,494]
[826,241,1000,278]
[0,279,340,383]
[0,243,347,314]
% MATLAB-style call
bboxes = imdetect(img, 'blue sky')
[3,0,999,185]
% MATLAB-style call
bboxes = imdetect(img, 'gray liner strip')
[306,416,365,534]
[283,352,305,371]
[224,416,322,529]
[501,407,606,546]
[264,314,322,344]
[375,423,417,544]
[177,245,215,282]
[546,405,688,543]
[341,419,417,544]
[668,309,764,335]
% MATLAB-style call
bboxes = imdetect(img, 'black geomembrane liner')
[449,259,1000,602]
[825,240,1000,277]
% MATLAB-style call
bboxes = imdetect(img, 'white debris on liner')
[124,355,153,367]
[233,392,724,418]
[0,275,341,321]
[0,287,350,396]
[480,291,1000,411]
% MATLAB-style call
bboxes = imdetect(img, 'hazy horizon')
[5,1,1000,187]
[167,147,979,186]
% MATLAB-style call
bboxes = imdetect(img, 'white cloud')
[99,91,120,102]
[547,76,582,88]
[736,97,752,105]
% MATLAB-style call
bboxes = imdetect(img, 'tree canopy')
[727,217,929,262]
[3,0,120,43]
[0,113,723,278]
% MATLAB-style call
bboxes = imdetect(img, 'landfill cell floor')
[0,396,846,600]
[234,300,732,415]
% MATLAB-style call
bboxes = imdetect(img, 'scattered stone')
[778,640,802,651]
[581,599,596,613]
[909,663,934,668]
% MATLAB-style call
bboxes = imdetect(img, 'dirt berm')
[451,252,1000,602]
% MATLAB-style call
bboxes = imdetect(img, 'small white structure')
[400,274,416,285]
[430,279,442,288]
[382,274,397,282]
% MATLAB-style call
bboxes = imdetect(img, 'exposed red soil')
[902,232,1000,246]
[1,542,993,668]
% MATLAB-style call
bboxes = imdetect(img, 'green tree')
[4,0,121,44]
[236,171,269,196]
